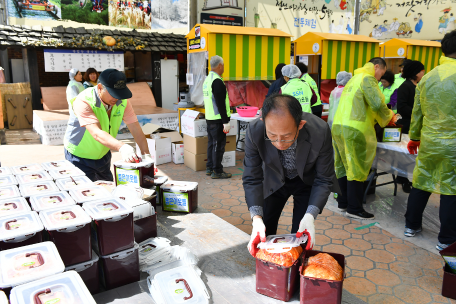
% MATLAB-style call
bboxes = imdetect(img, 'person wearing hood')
[332,58,396,220]
[296,62,323,117]
[328,71,352,129]
[395,59,411,83]
[279,64,319,116]
[404,30,456,251]
[265,63,286,98]
[66,68,85,104]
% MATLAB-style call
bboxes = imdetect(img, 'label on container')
[163,192,189,212]
[116,168,140,187]
[443,256,456,274]
[383,128,401,142]
[44,299,60,304]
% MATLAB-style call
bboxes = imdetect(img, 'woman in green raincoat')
[404,30,456,251]
[332,58,395,220]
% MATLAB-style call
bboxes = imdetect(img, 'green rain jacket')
[409,56,456,195]
[332,63,393,181]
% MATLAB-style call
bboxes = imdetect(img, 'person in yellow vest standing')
[296,62,323,117]
[203,55,232,179]
[280,65,318,115]
[64,69,151,181]
[332,58,397,220]
[66,68,85,105]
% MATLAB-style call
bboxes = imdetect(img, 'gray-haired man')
[202,55,232,179]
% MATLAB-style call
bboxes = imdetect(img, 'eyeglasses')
[264,129,298,143]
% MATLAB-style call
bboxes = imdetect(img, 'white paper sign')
[33,112,68,146]
[44,49,124,72]
[299,56,309,66]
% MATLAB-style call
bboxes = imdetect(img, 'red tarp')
[226,81,269,108]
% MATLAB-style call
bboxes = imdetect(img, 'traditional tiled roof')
[0,24,187,52]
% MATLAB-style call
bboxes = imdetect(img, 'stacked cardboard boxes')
[181,110,237,171]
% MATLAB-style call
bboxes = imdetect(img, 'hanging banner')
[246,0,355,40]
[44,49,124,72]
[358,0,455,40]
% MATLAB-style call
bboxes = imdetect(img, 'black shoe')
[402,182,412,193]
[347,211,375,220]
[206,168,213,176]
[211,171,232,179]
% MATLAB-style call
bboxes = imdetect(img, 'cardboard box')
[183,135,208,155]
[183,134,236,154]
[181,110,237,137]
[136,123,183,165]
[172,141,185,164]
[137,137,172,165]
[184,150,236,171]
[225,135,236,152]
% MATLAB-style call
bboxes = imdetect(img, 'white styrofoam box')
[222,151,236,167]
[171,142,185,164]
[136,137,172,166]
[181,110,237,137]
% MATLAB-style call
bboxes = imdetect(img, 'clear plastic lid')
[15,171,53,185]
[153,265,209,304]
[257,234,308,253]
[0,290,6,304]
[48,167,86,180]
[68,185,112,204]
[39,205,92,231]
[0,167,12,176]
[0,185,21,200]
[82,198,133,221]
[41,160,75,171]
[138,237,172,262]
[0,175,18,187]
[55,176,93,191]
[11,164,44,175]
[100,242,138,259]
[0,197,31,218]
[9,271,96,304]
[64,250,98,272]
[0,211,44,242]
[113,159,154,169]
[161,181,198,192]
[153,176,169,186]
[112,184,144,201]
[0,242,65,289]
[93,180,116,193]
[19,181,59,198]
[30,191,76,212]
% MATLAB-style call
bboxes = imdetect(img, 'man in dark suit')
[243,93,335,256]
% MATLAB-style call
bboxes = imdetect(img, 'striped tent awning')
[408,45,442,72]
[321,40,379,80]
[208,33,291,81]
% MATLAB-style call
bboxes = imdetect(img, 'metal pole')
[354,0,360,35]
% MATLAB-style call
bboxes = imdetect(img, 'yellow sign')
[246,0,356,40]
[30,5,46,10]
[359,0,455,40]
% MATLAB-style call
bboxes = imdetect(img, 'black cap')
[98,69,132,100]
[399,59,412,67]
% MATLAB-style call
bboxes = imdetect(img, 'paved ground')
[1,130,455,304]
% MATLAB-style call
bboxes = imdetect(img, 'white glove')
[296,213,315,250]
[119,144,139,163]
[142,154,153,162]
[247,217,266,257]
[223,122,230,134]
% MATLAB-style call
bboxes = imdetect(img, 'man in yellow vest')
[296,62,323,117]
[279,64,318,115]
[202,55,232,179]
[64,69,151,181]
[332,58,397,220]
